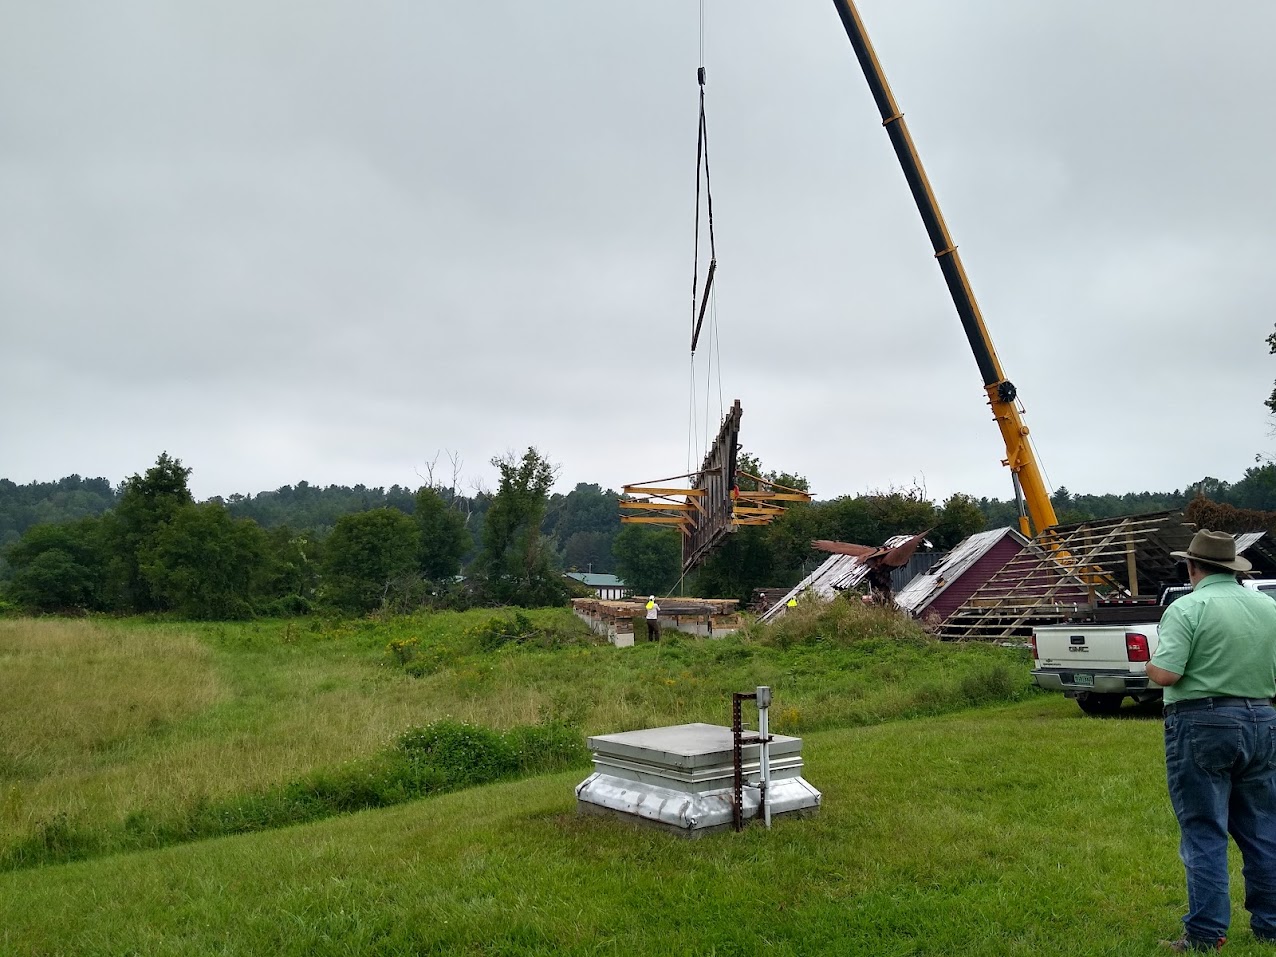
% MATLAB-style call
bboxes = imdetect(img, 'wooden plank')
[622,469,716,488]
[622,487,706,498]
[1126,532,1139,597]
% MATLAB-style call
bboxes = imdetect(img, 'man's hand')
[1146,663,1182,687]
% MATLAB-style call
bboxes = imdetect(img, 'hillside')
[0,603,1254,955]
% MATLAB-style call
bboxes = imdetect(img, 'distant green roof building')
[564,572,630,600]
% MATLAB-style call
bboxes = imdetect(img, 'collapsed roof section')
[922,512,1271,641]
[899,528,1093,640]
[759,532,929,623]
[1234,532,1276,576]
[753,509,1276,642]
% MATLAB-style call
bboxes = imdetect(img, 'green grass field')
[0,605,1266,955]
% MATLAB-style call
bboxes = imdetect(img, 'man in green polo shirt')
[1146,529,1276,951]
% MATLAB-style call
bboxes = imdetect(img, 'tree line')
[0,451,563,618]
[6,451,1276,617]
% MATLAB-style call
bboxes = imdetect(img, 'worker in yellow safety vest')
[645,595,661,642]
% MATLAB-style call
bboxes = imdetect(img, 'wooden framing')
[619,400,812,573]
[935,511,1196,641]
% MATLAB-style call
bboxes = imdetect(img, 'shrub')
[474,612,537,652]
[758,594,932,650]
[397,719,518,786]
[536,688,590,729]
[261,594,311,617]
[427,578,478,612]
[387,637,420,665]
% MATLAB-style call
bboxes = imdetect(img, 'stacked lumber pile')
[571,597,741,645]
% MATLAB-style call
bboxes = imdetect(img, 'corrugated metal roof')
[1236,532,1266,554]
[895,527,1029,616]
[759,534,917,623]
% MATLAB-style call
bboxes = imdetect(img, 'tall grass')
[0,600,1037,871]
[0,618,222,790]
[2,718,587,870]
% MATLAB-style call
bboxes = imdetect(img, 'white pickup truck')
[1030,579,1276,715]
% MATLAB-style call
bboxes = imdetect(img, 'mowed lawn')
[3,697,1266,957]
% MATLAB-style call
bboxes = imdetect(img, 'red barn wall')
[928,537,1024,622]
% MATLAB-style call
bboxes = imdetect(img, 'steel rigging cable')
[687,0,726,474]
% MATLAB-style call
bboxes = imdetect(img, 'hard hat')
[649,595,655,601]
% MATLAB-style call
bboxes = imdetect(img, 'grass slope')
[0,606,1031,866]
[4,698,1262,956]
[6,604,1254,955]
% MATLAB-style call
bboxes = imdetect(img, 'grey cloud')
[3,0,1274,503]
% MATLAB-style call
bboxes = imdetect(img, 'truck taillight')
[1125,632,1150,662]
[1029,633,1038,658]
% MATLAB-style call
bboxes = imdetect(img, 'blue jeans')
[1164,700,1276,944]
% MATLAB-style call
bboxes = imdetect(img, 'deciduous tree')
[933,493,986,549]
[321,508,420,614]
[140,502,269,619]
[611,524,680,596]
[477,448,566,607]
[106,452,194,611]
[415,486,470,580]
[4,517,108,611]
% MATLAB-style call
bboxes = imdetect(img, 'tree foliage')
[1184,494,1276,537]
[0,475,116,578]
[1267,324,1276,416]
[691,527,779,604]
[415,486,470,580]
[544,483,621,573]
[934,493,986,549]
[140,503,269,620]
[259,526,320,615]
[105,452,195,611]
[320,509,420,615]
[221,482,418,535]
[611,524,681,596]
[12,443,1276,619]
[477,448,566,607]
[4,517,108,611]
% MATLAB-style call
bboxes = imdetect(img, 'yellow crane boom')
[831,0,1058,538]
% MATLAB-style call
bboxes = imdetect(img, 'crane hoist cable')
[686,2,727,477]
[688,63,729,471]
[690,65,716,357]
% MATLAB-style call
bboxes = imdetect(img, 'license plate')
[1073,673,1094,688]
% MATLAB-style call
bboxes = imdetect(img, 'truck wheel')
[1076,692,1124,716]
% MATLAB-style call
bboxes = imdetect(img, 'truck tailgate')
[1032,622,1159,698]
[1033,623,1150,671]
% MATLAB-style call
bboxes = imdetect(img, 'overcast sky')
[3,1,1275,504]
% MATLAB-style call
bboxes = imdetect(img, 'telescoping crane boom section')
[831,0,1059,539]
